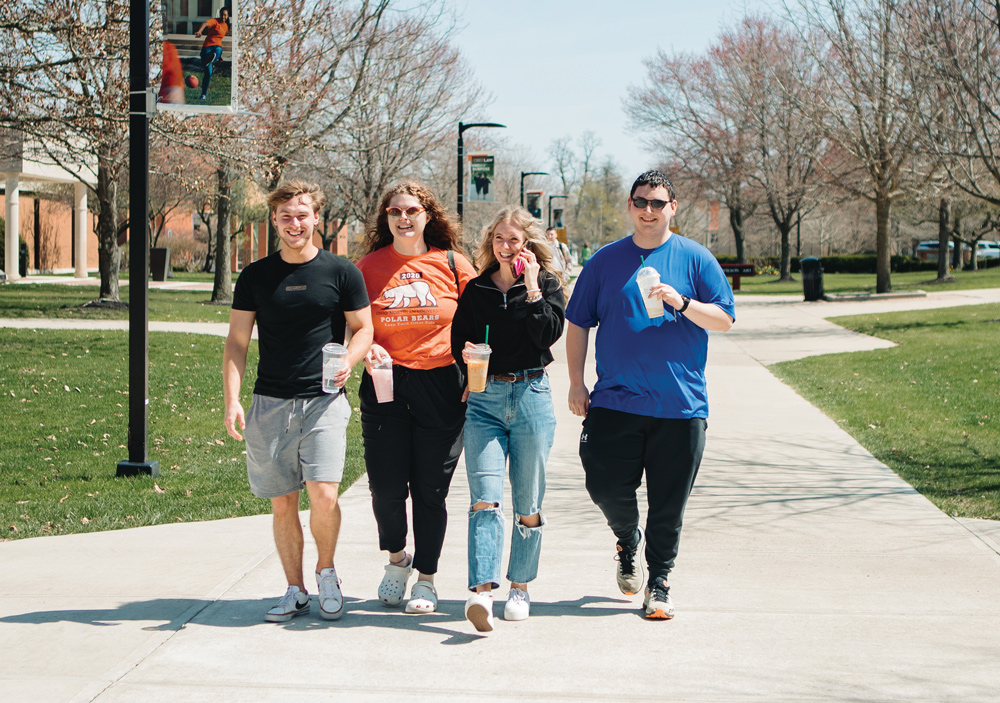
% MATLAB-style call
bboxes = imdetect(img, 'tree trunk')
[937,198,952,281]
[96,158,121,301]
[875,195,891,293]
[778,221,793,281]
[729,206,746,263]
[211,166,233,304]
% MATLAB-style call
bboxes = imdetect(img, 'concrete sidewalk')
[1,291,999,702]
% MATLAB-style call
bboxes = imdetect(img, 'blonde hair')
[267,179,325,215]
[475,206,561,283]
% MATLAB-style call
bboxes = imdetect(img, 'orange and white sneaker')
[643,577,674,620]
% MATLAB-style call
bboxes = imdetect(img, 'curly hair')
[475,206,561,284]
[358,182,464,258]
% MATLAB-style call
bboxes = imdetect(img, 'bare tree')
[625,41,761,262]
[906,1,1000,276]
[238,0,391,252]
[788,0,928,292]
[0,0,130,300]
[731,16,824,280]
[315,10,485,227]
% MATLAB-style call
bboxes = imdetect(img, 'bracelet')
[678,295,691,313]
[526,288,541,294]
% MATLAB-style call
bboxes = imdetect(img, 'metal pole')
[520,173,525,208]
[457,122,465,221]
[118,0,158,477]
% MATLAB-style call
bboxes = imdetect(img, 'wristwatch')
[678,295,691,314]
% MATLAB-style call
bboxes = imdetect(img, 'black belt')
[490,369,545,383]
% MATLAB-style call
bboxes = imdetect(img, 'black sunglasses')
[631,196,672,210]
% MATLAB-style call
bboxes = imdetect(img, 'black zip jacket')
[450,267,566,378]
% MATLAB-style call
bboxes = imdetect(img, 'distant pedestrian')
[565,169,734,619]
[223,179,374,623]
[546,227,572,285]
[580,242,592,267]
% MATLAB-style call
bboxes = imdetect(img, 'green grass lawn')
[771,303,1000,519]
[0,284,232,323]
[183,69,230,105]
[0,329,365,540]
[737,267,1000,295]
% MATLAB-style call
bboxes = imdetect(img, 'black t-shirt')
[233,250,370,398]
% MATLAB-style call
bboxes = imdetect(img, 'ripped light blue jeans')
[464,370,556,589]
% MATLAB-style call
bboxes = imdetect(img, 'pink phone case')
[513,258,525,276]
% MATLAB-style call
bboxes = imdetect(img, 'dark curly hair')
[358,182,464,258]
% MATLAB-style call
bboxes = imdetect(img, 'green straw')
[484,325,490,346]
[640,256,645,267]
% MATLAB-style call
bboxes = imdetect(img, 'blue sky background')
[441,0,773,178]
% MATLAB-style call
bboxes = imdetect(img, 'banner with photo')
[157,0,240,114]
[525,190,542,220]
[467,154,495,203]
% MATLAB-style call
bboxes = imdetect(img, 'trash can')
[801,257,824,301]
[19,241,28,278]
[150,247,171,282]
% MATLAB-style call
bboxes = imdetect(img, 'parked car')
[976,240,1000,260]
[915,240,971,263]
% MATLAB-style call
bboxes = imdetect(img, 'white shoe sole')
[264,604,309,622]
[319,602,344,620]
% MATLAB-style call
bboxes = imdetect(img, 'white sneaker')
[465,591,494,632]
[504,588,530,621]
[316,567,344,620]
[264,585,310,622]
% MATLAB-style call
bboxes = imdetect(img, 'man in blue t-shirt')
[223,179,373,623]
[565,169,735,620]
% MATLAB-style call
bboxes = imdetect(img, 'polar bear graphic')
[382,281,437,309]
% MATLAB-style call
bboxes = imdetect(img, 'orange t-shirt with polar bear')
[357,246,475,370]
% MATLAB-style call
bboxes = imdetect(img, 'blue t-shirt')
[565,234,735,419]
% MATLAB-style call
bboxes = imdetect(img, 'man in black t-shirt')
[223,179,373,622]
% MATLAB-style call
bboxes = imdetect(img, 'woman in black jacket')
[450,205,565,632]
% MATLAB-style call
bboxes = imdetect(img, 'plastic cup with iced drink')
[466,344,492,393]
[371,357,394,403]
[322,343,349,393]
[636,266,664,318]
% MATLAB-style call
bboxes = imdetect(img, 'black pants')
[579,407,706,584]
[360,363,466,576]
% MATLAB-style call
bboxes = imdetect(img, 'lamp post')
[548,194,568,229]
[520,171,549,209]
[117,0,158,477]
[457,121,505,220]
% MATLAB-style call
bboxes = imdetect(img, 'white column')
[74,182,87,277]
[5,175,19,281]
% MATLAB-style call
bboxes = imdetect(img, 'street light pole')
[457,121,506,221]
[548,194,568,229]
[520,171,549,209]
[118,0,157,477]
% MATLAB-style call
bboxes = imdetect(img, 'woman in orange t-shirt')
[193,7,229,100]
[356,182,476,615]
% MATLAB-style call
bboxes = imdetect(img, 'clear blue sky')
[443,0,773,178]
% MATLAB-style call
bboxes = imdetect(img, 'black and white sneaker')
[265,585,310,622]
[615,527,645,596]
[643,577,674,620]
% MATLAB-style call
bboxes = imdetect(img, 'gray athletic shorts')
[245,392,350,498]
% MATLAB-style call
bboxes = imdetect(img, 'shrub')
[167,237,208,272]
